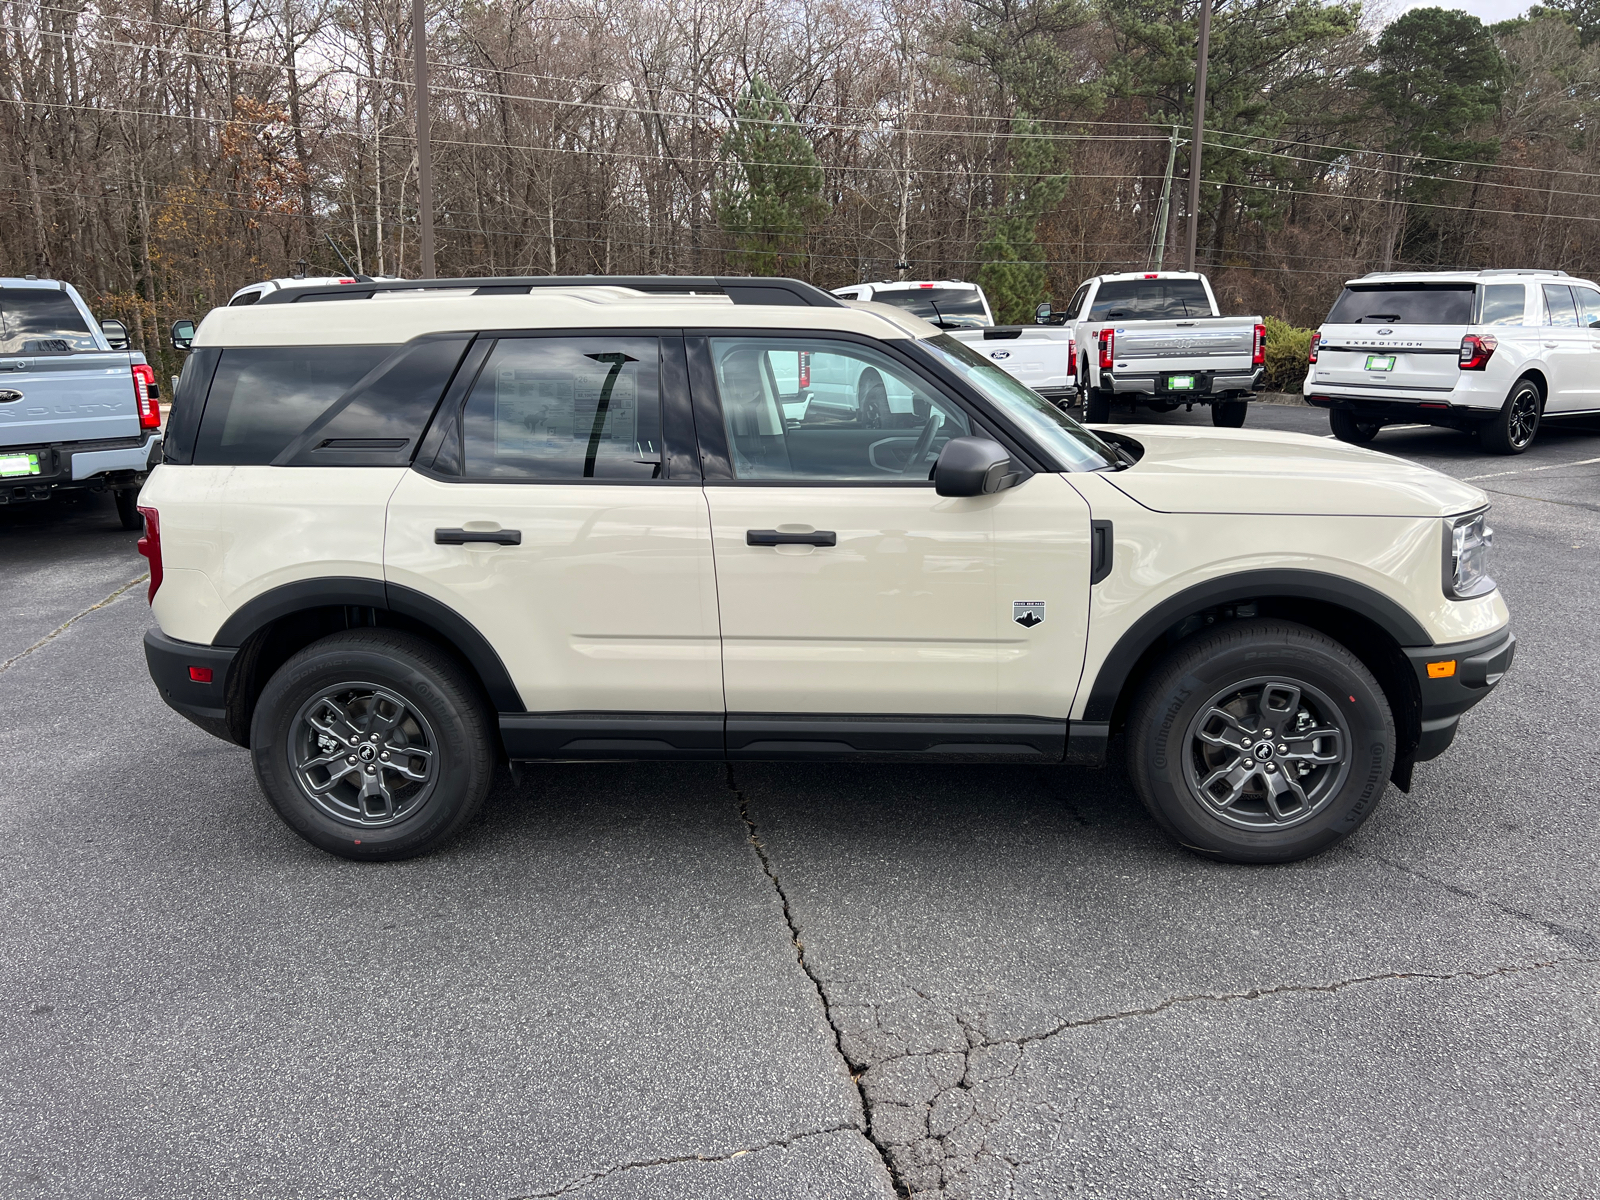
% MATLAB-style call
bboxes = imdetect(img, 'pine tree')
[715,79,827,276]
[976,121,1071,323]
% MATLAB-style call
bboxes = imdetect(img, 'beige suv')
[137,276,1514,864]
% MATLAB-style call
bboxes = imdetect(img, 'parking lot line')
[1465,456,1600,482]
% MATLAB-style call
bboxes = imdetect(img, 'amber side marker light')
[1427,660,1457,679]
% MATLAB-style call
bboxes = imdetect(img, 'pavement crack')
[509,1125,861,1198]
[729,765,906,1196]
[1365,852,1598,952]
[0,573,148,677]
[1009,957,1593,1047]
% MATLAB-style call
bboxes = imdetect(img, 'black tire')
[1211,400,1249,428]
[1478,377,1542,455]
[114,487,143,530]
[858,369,886,429]
[1084,388,1112,423]
[250,629,494,861]
[1329,408,1381,444]
[1126,619,1394,864]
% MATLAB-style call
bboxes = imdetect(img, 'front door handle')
[747,529,837,547]
[435,528,521,545]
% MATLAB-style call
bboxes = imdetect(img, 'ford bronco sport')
[138,275,1514,864]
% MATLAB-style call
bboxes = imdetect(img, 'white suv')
[1306,268,1600,453]
[138,276,1514,865]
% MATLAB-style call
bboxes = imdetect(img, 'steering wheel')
[900,414,941,476]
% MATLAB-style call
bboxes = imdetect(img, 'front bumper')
[144,626,240,743]
[1404,626,1516,762]
[1107,367,1262,398]
[0,432,162,503]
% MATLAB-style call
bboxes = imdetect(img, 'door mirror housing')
[170,319,197,352]
[933,436,1019,497]
[1034,301,1052,324]
[100,319,130,350]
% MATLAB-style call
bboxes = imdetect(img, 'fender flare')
[212,577,521,711]
[1080,569,1433,723]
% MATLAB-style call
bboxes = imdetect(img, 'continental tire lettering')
[1344,742,1388,823]
[1151,683,1192,771]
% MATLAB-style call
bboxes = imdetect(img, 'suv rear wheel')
[1478,377,1541,455]
[250,630,495,861]
[1329,408,1381,444]
[1126,619,1394,864]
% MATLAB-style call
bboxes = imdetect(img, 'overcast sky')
[1397,0,1534,24]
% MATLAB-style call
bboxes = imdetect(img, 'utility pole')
[412,0,436,277]
[1150,126,1179,270]
[1184,0,1213,273]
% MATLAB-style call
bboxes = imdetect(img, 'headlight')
[1445,510,1495,599]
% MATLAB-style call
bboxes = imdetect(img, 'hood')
[1098,425,1487,518]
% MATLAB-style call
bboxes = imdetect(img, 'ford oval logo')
[0,389,22,403]
[1377,327,1393,335]
[990,350,1011,359]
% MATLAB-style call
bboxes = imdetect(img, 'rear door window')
[1087,280,1210,320]
[457,336,663,480]
[1326,285,1474,325]
[1542,284,1579,327]
[1478,284,1527,326]
[193,346,390,465]
[1574,287,1600,329]
[0,288,98,354]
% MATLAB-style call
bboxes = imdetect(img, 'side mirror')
[100,318,130,350]
[1034,301,1052,324]
[170,319,197,352]
[933,436,1018,497]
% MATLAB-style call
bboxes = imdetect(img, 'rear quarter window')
[192,346,391,465]
[1326,285,1474,325]
[0,288,97,354]
[1478,284,1527,326]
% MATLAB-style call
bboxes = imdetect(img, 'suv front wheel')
[1126,620,1394,863]
[250,630,495,860]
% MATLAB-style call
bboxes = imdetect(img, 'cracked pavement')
[2,407,1597,1198]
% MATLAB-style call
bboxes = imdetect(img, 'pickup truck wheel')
[1211,400,1248,428]
[1084,389,1112,423]
[1329,408,1381,444]
[858,370,886,429]
[1126,619,1394,864]
[1478,378,1541,455]
[114,487,143,531]
[250,629,494,861]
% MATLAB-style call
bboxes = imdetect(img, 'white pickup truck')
[832,280,1078,404]
[1050,272,1265,427]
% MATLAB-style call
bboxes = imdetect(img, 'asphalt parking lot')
[2,403,1596,1200]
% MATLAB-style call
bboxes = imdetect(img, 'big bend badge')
[1013,600,1045,628]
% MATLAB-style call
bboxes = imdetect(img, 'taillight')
[136,506,162,602]
[799,351,811,389]
[1252,322,1266,367]
[1459,334,1497,370]
[1098,328,1115,370]
[1067,338,1076,375]
[1308,332,1320,364]
[132,364,160,430]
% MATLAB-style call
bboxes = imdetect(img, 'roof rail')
[1478,268,1568,276]
[252,274,845,307]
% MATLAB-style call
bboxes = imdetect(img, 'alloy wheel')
[289,683,438,827]
[1183,677,1352,830]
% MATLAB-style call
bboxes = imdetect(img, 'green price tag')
[1167,375,1195,390]
[1365,355,1396,371]
[0,451,40,478]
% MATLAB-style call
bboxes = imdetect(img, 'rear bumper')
[144,626,240,743]
[1106,367,1261,398]
[0,432,161,503]
[1305,391,1495,421]
[1404,626,1516,762]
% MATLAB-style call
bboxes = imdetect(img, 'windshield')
[871,287,990,328]
[919,334,1118,471]
[1326,284,1474,325]
[0,288,98,354]
[1088,279,1211,320]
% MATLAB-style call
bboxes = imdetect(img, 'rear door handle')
[747,529,837,547]
[435,528,521,545]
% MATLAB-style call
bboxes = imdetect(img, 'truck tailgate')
[1111,320,1257,370]
[949,326,1074,391]
[0,352,139,447]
